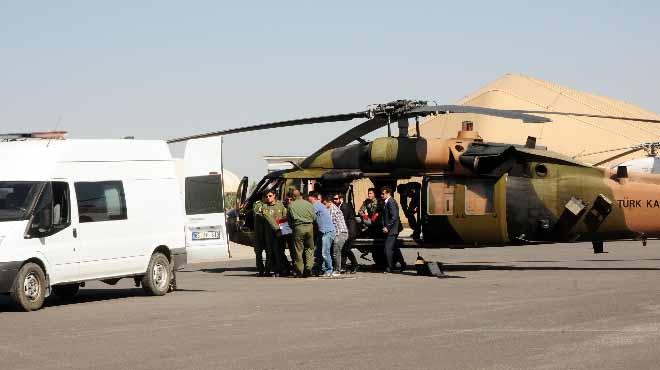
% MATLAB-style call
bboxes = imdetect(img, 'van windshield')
[0,181,43,222]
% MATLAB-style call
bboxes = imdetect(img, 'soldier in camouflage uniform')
[252,193,272,276]
[287,189,317,277]
[262,189,289,276]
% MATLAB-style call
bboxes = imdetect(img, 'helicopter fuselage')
[228,129,660,249]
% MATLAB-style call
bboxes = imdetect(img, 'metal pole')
[387,116,392,137]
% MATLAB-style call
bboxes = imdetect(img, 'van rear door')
[183,137,230,263]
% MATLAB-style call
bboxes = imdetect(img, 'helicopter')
[168,99,660,258]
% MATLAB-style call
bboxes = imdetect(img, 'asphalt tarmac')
[2,241,660,370]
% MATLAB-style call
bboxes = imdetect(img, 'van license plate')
[192,231,221,240]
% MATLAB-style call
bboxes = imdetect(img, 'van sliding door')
[183,137,230,263]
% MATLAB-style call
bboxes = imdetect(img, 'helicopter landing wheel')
[592,240,605,254]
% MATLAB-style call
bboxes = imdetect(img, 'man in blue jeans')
[308,191,335,277]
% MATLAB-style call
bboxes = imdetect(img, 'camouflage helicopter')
[168,99,660,257]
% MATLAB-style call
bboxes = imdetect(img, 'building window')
[75,181,128,223]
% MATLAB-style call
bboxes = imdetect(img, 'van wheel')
[142,253,171,296]
[52,284,80,299]
[10,263,47,311]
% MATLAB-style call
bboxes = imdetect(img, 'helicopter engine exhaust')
[369,137,454,170]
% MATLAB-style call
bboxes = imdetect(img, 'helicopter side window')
[465,179,495,215]
[427,180,455,216]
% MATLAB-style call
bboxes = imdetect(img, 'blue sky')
[2,1,659,182]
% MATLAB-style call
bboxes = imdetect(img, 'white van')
[0,135,229,311]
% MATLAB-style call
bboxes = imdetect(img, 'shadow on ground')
[441,264,660,272]
[0,287,206,312]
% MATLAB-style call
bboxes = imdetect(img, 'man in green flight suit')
[252,193,273,276]
[286,188,316,277]
[262,189,289,276]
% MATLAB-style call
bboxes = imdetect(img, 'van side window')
[75,181,128,223]
[31,182,71,236]
[185,175,224,215]
[51,182,71,227]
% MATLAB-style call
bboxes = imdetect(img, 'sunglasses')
[333,198,340,201]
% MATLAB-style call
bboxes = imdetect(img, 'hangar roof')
[420,74,660,166]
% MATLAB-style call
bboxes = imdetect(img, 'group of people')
[358,183,421,241]
[252,183,420,278]
[253,188,360,277]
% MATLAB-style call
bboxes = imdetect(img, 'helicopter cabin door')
[182,137,230,263]
[422,175,508,245]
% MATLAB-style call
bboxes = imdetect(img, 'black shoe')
[384,267,392,274]
[399,262,407,273]
[257,271,265,277]
[351,265,359,274]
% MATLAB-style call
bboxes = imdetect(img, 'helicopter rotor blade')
[310,104,555,155]
[298,105,555,167]
[575,141,660,159]
[408,105,552,123]
[300,117,386,168]
[507,110,660,124]
[593,147,645,167]
[167,111,369,143]
[573,145,639,158]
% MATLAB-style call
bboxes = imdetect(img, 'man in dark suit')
[381,186,406,273]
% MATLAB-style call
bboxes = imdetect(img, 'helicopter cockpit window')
[465,179,495,215]
[427,179,455,216]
